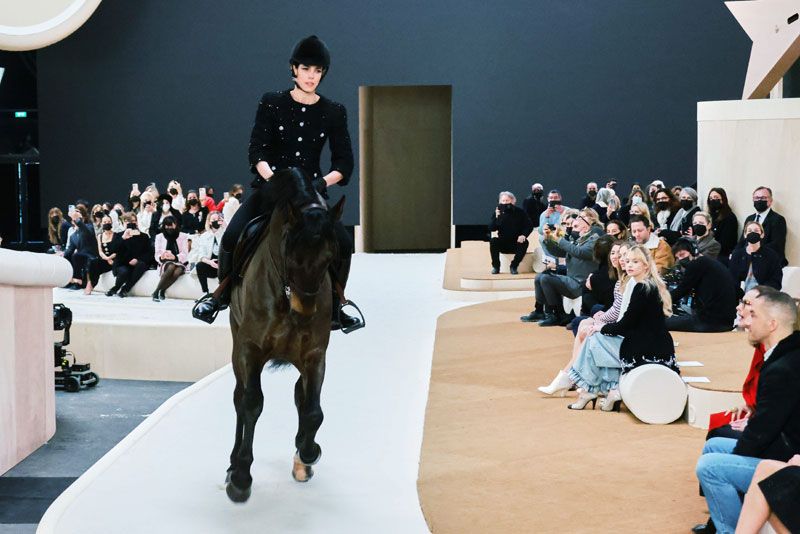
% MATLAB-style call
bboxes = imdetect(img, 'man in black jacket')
[695,290,800,533]
[522,183,546,229]
[737,186,787,266]
[666,237,737,332]
[489,191,533,275]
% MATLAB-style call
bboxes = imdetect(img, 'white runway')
[38,253,530,534]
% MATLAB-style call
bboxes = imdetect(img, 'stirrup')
[192,293,225,324]
[337,299,365,334]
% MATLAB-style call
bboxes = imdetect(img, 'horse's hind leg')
[292,359,325,482]
[225,382,245,484]
[226,353,266,503]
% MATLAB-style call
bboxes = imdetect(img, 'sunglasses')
[144,201,153,205]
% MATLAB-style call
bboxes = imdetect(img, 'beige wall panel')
[697,99,800,266]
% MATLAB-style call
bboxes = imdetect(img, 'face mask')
[162,203,171,212]
[632,196,643,205]
[130,195,141,204]
[587,190,597,198]
[114,208,123,217]
[164,228,178,238]
[548,200,560,208]
[570,230,580,240]
[753,200,768,212]
[680,199,694,211]
[51,216,60,224]
[103,209,111,216]
[678,257,692,268]
[234,193,243,200]
[707,199,722,211]
[692,224,707,237]
[126,223,137,230]
[102,223,113,231]
[746,232,761,244]
[169,188,178,196]
[497,203,512,213]
[656,201,669,211]
[211,221,221,230]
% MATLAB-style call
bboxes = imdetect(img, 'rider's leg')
[330,221,364,331]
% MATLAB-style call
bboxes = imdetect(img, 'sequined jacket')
[248,90,354,189]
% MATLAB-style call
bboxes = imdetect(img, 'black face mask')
[532,191,542,199]
[163,228,179,238]
[115,208,123,217]
[707,199,722,211]
[51,216,60,224]
[753,200,769,213]
[103,209,111,216]
[746,232,762,244]
[497,203,512,213]
[548,200,560,208]
[692,224,707,237]
[126,223,137,230]
[187,199,199,208]
[680,199,694,211]
[678,257,692,268]
[130,195,141,204]
[656,201,669,211]
[570,230,580,240]
[169,188,178,196]
[102,223,113,231]
[210,221,221,230]
[587,190,597,198]
[234,193,243,200]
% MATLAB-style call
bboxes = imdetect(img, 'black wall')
[37,0,751,226]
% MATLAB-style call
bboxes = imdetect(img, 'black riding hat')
[290,35,330,74]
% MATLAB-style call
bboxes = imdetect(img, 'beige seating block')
[620,364,688,425]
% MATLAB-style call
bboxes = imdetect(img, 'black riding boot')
[192,247,233,324]
[329,254,364,333]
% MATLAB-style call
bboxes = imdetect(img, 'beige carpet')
[418,297,753,533]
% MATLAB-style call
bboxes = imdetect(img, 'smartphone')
[132,183,138,191]
[224,192,230,200]
[199,187,206,197]
[150,182,156,189]
[68,204,75,214]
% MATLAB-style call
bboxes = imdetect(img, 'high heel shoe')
[537,370,572,397]
[567,392,598,410]
[600,389,622,412]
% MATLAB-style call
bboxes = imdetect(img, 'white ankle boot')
[537,370,572,397]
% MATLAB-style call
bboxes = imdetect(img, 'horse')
[224,167,344,503]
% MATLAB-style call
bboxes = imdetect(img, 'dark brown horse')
[224,167,344,503]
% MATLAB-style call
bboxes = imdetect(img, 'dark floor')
[0,379,191,533]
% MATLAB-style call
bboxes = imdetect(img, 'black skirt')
[759,465,800,532]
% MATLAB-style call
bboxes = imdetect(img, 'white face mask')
[162,203,171,212]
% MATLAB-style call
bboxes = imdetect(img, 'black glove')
[312,177,328,196]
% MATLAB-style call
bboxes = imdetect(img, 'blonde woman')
[567,244,678,411]
[629,201,652,228]
[137,191,156,237]
[538,239,630,395]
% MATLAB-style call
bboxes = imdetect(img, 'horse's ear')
[330,196,346,221]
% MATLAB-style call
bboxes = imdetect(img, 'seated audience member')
[729,221,783,293]
[695,290,800,533]
[660,187,700,244]
[594,187,619,224]
[199,185,217,212]
[707,187,738,264]
[107,213,152,297]
[628,200,651,227]
[653,187,679,234]
[221,183,244,222]
[63,207,98,289]
[617,185,646,225]
[579,181,598,209]
[689,211,721,259]
[538,240,630,396]
[85,215,121,295]
[137,191,157,237]
[167,180,185,212]
[671,185,683,198]
[666,237,737,332]
[629,215,674,274]
[580,235,616,316]
[191,212,225,294]
[522,183,546,228]
[646,180,665,206]
[605,219,627,241]
[128,190,142,214]
[567,244,677,410]
[521,208,599,326]
[181,196,206,235]
[538,189,568,235]
[149,193,182,238]
[47,207,66,252]
[735,455,800,534]
[489,191,533,275]
[152,216,190,302]
[738,186,787,266]
[90,204,105,237]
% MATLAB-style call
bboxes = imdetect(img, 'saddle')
[231,214,271,282]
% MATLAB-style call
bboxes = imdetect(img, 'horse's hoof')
[224,469,233,485]
[292,453,315,483]
[297,445,322,466]
[226,481,251,503]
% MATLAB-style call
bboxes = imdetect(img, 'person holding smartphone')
[193,35,362,332]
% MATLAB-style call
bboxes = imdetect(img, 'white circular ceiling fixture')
[0,0,103,51]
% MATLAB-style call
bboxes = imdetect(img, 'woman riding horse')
[193,35,363,332]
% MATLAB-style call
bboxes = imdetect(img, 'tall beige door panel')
[359,86,452,252]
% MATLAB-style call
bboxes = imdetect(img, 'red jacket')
[708,343,765,430]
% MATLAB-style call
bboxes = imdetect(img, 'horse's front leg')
[292,354,326,482]
[226,354,266,503]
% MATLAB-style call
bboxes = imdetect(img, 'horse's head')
[272,168,345,317]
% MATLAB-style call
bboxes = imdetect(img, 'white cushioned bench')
[619,364,687,425]
[94,270,218,300]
